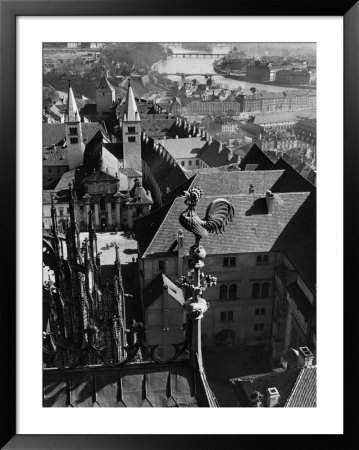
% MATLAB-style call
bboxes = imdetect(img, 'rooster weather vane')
[178,187,234,322]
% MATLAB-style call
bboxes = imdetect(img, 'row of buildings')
[168,90,316,116]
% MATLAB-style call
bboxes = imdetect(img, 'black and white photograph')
[42,41,317,408]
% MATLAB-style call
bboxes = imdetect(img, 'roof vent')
[266,190,274,215]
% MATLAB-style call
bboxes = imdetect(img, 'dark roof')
[80,103,97,117]
[198,139,240,167]
[231,366,316,407]
[238,143,274,171]
[142,273,184,309]
[141,118,177,139]
[103,142,124,160]
[43,361,199,407]
[272,191,316,292]
[270,158,315,193]
[43,123,106,146]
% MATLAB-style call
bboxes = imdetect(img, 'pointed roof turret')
[65,80,80,122]
[124,81,140,122]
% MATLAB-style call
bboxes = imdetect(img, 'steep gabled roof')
[239,143,274,171]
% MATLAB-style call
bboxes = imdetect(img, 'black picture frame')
[1,0,355,448]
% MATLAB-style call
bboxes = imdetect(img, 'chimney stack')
[265,387,280,407]
[266,190,274,215]
[298,346,314,367]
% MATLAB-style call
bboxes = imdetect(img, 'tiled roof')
[159,137,207,160]
[285,366,317,407]
[231,367,310,407]
[43,123,105,146]
[198,139,240,167]
[239,143,274,170]
[80,103,97,117]
[142,273,184,309]
[141,191,310,258]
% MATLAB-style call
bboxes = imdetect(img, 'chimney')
[266,190,274,215]
[298,346,314,367]
[265,387,280,407]
[177,229,184,277]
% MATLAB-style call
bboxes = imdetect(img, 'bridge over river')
[170,52,227,58]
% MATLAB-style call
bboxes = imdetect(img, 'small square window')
[70,137,78,144]
[188,161,192,166]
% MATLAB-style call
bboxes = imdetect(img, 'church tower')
[96,70,115,113]
[65,81,85,170]
[122,83,142,173]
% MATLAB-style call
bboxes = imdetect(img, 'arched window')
[261,282,269,298]
[252,283,260,298]
[228,284,237,299]
[219,285,228,300]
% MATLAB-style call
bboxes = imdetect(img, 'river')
[154,45,300,92]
